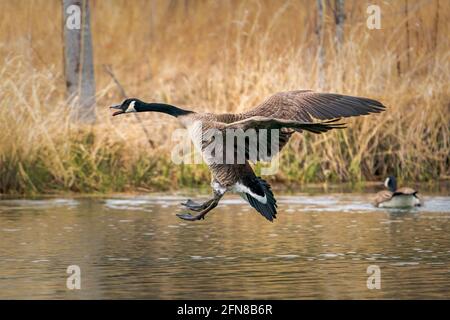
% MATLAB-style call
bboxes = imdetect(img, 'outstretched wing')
[229,90,385,161]
[244,90,386,122]
[207,91,385,162]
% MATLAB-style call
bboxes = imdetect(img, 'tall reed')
[0,0,448,194]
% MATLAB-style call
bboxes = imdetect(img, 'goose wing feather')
[394,187,418,196]
[224,116,346,133]
[244,90,386,122]
[373,190,394,207]
[217,117,344,162]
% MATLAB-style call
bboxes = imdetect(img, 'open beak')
[110,104,124,116]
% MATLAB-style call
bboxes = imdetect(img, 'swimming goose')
[111,90,385,221]
[373,176,422,208]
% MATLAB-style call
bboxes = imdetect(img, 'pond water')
[0,192,449,299]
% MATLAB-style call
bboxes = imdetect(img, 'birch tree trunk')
[334,0,345,49]
[316,0,326,90]
[62,0,96,124]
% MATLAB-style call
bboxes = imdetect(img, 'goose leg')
[181,199,214,211]
[177,192,223,221]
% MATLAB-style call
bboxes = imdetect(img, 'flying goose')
[373,176,422,208]
[111,90,385,221]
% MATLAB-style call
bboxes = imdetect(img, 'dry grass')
[0,0,449,194]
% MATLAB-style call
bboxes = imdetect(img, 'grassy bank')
[0,0,449,195]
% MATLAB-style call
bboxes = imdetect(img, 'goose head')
[384,176,397,192]
[110,98,141,116]
[110,99,193,117]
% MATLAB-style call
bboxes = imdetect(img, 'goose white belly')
[379,194,419,208]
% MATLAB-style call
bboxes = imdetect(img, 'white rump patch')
[232,182,267,204]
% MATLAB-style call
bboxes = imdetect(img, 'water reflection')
[0,194,449,299]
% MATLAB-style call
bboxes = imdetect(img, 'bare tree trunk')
[433,0,440,52]
[334,0,345,49]
[404,0,411,69]
[62,0,96,124]
[316,0,326,90]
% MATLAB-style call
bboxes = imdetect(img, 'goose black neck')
[137,102,193,117]
[388,176,397,192]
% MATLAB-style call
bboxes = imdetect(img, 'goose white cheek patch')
[126,101,136,113]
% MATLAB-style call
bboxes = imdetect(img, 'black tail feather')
[243,177,278,222]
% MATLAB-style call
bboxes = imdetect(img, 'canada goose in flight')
[111,90,385,221]
[373,176,422,208]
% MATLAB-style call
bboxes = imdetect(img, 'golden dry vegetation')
[0,0,449,194]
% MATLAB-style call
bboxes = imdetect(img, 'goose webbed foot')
[181,199,201,207]
[177,195,222,221]
[176,212,206,221]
